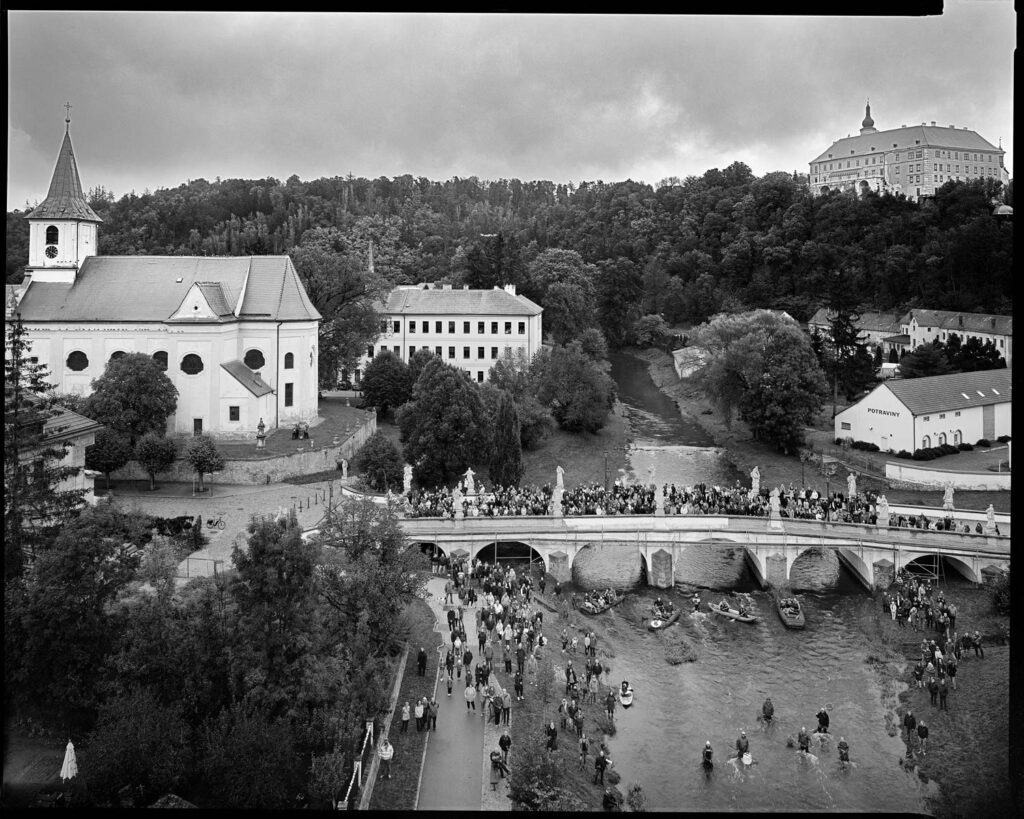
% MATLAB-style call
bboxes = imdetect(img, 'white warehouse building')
[354,283,543,384]
[834,369,1011,454]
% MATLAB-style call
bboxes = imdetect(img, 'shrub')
[355,430,403,491]
[835,438,843,446]
[851,440,880,452]
[976,438,991,447]
[958,442,974,451]
[990,569,1010,615]
[939,443,959,456]
[896,450,913,459]
[912,448,936,461]
[997,434,1011,443]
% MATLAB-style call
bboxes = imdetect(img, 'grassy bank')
[630,347,1010,513]
[368,592,443,811]
[859,585,1011,818]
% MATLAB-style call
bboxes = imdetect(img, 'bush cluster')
[996,434,1011,443]
[849,440,881,452]
[896,449,913,459]
[957,442,974,451]
[976,438,991,447]
[911,443,960,460]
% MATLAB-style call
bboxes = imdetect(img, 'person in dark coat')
[902,710,916,742]
[499,730,512,763]
[928,676,939,706]
[594,751,609,784]
[735,730,750,759]
[938,677,949,710]
[514,669,524,701]
[545,721,558,753]
[417,647,428,676]
[816,706,829,733]
[917,720,929,755]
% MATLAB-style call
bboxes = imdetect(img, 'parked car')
[337,379,353,391]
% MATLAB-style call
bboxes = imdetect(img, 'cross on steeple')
[64,101,72,132]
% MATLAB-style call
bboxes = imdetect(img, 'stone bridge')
[398,514,1011,591]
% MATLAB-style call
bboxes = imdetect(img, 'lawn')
[367,589,442,811]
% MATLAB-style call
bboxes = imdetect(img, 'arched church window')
[244,349,266,370]
[46,225,59,244]
[180,354,204,375]
[921,435,931,449]
[152,351,168,371]
[283,352,294,369]
[66,350,89,372]
[109,351,126,363]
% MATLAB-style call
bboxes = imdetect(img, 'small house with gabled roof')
[834,369,1011,453]
[6,118,320,437]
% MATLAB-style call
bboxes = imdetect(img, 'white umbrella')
[60,740,78,782]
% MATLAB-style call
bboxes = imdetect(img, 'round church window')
[244,349,266,370]
[66,350,89,372]
[180,354,204,375]
[152,351,168,371]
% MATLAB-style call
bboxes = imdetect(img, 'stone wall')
[572,542,643,589]
[885,462,1011,491]
[111,412,377,486]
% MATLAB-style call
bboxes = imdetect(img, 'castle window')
[244,349,266,370]
[435,321,442,333]
[46,225,59,244]
[180,354,204,375]
[448,321,456,333]
[152,351,168,370]
[66,350,89,372]
[284,352,294,369]
[284,383,293,407]
[229,406,240,422]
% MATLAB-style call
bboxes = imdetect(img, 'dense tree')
[183,434,225,492]
[135,433,179,490]
[355,430,404,491]
[898,341,953,379]
[396,358,489,486]
[632,314,671,348]
[406,347,437,390]
[86,427,133,490]
[533,342,616,433]
[83,352,178,445]
[945,333,1006,372]
[4,318,86,578]
[360,350,411,415]
[488,389,524,487]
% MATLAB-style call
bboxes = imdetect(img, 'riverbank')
[629,347,1011,513]
[859,585,1011,818]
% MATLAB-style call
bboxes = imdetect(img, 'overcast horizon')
[7,8,1015,211]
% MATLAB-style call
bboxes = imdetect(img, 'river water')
[594,351,932,813]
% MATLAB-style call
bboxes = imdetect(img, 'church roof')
[807,308,901,334]
[16,255,320,323]
[884,368,1012,416]
[902,308,1012,337]
[221,360,275,397]
[26,130,102,223]
[381,286,543,316]
[811,123,1000,164]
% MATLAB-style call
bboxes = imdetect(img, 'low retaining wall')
[885,462,1011,491]
[111,412,377,485]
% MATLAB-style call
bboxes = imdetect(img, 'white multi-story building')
[834,369,1011,453]
[806,308,903,359]
[888,309,1012,366]
[353,283,543,384]
[5,117,321,438]
[809,103,1009,201]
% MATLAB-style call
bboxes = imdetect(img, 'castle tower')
[24,105,102,284]
[859,100,878,135]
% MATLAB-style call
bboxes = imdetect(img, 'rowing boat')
[618,683,634,708]
[579,594,625,615]
[710,602,758,623]
[775,595,806,630]
[648,609,681,631]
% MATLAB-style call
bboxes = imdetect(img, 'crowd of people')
[406,479,989,535]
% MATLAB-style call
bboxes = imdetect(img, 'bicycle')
[206,514,226,530]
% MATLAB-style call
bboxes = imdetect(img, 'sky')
[6,7,1016,211]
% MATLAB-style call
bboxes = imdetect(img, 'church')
[5,115,321,438]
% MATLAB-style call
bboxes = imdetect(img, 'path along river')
[591,352,933,812]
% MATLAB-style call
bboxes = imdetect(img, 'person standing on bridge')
[465,680,477,712]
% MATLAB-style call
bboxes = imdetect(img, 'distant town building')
[885,309,1012,366]
[806,308,903,359]
[834,368,1012,453]
[353,283,543,385]
[5,116,321,438]
[809,103,1009,201]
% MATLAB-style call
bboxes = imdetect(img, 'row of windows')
[921,431,963,448]
[395,319,527,336]
[64,348,298,373]
[814,149,997,175]
[369,344,524,361]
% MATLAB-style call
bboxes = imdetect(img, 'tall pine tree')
[489,390,524,487]
[4,316,87,578]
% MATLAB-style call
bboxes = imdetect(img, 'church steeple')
[24,110,102,282]
[859,100,877,135]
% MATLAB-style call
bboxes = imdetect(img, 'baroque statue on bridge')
[464,468,476,495]
[942,483,955,511]
[749,466,760,498]
[876,494,890,525]
[403,463,413,495]
[556,465,565,490]
[847,472,857,498]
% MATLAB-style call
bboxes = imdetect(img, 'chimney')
[442,284,452,290]
[463,285,469,290]
[991,317,996,329]
[503,284,517,296]
[958,315,963,328]
[930,121,936,126]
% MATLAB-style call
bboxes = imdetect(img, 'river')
[594,351,933,813]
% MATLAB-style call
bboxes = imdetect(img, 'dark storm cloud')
[8,9,1013,209]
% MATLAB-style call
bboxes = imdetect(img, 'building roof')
[221,360,275,397]
[903,308,1012,337]
[382,285,543,317]
[26,130,102,223]
[15,256,320,323]
[807,308,901,334]
[811,123,1000,165]
[44,404,105,442]
[884,368,1012,416]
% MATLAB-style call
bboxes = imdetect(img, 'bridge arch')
[904,554,980,583]
[834,548,873,590]
[474,540,547,572]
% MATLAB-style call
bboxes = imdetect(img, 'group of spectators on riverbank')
[407,480,986,535]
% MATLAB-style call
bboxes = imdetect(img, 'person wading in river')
[735,730,749,760]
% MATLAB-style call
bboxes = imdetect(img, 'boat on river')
[648,605,681,631]
[774,594,806,630]
[710,601,758,623]
[579,591,625,615]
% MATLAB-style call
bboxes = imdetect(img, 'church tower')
[25,106,102,284]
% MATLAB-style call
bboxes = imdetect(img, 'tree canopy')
[83,352,178,445]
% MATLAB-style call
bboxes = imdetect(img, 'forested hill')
[6,163,1012,332]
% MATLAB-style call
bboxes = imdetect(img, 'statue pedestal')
[455,508,464,521]
[877,512,890,527]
